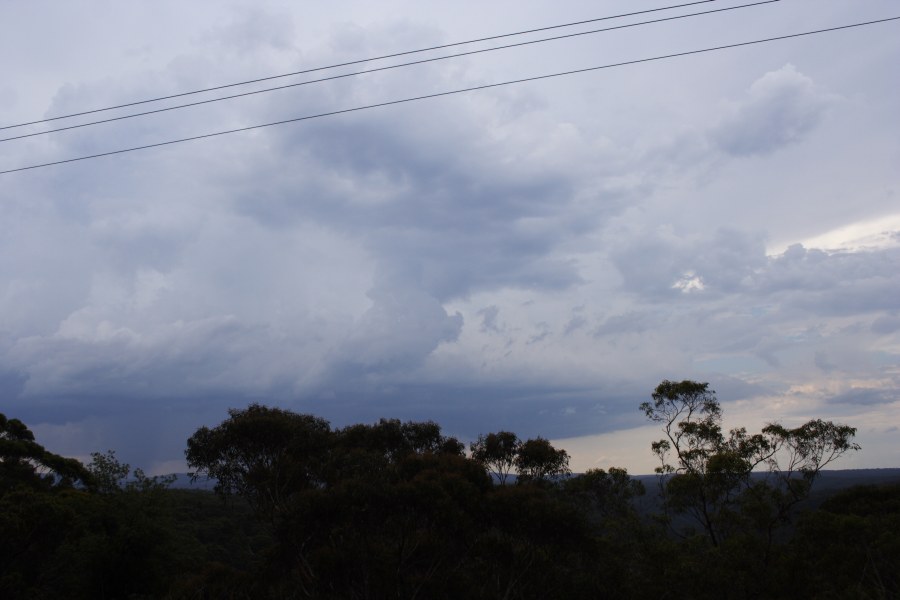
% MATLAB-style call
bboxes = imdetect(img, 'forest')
[2,380,898,599]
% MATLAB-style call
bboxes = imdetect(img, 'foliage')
[470,430,520,484]
[563,467,645,520]
[335,417,465,466]
[470,432,572,486]
[0,416,191,599]
[0,395,885,599]
[86,449,132,493]
[641,380,859,549]
[0,412,92,492]
[788,483,900,598]
[185,404,332,522]
[515,437,571,483]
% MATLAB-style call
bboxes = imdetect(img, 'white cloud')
[794,213,900,254]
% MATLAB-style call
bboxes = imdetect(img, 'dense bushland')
[1,381,897,599]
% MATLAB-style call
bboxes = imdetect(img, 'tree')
[276,450,492,599]
[562,467,645,520]
[515,437,571,483]
[336,418,464,465]
[85,450,131,494]
[185,404,332,522]
[86,449,176,494]
[789,483,900,597]
[641,380,860,547]
[1,414,187,599]
[470,431,520,485]
[1,412,92,492]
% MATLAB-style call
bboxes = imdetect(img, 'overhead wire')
[1,16,897,176]
[0,0,717,131]
[0,0,780,144]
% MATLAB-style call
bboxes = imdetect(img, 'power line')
[4,3,779,143]
[2,16,897,176]
[0,0,716,132]
[0,0,780,144]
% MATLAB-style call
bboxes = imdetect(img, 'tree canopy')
[641,379,860,550]
[0,383,885,600]
[0,412,92,492]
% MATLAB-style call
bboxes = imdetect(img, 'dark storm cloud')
[4,316,302,403]
[298,380,651,442]
[329,285,464,375]
[3,1,899,473]
[233,106,591,300]
[0,13,610,468]
[0,368,28,400]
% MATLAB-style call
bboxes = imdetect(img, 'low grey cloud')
[610,228,767,300]
[478,306,501,333]
[871,314,900,335]
[711,64,837,157]
[610,225,900,321]
[748,244,900,316]
[334,286,463,375]
[593,311,662,337]
[826,388,898,406]
[814,351,837,373]
[242,107,592,301]
[562,314,587,336]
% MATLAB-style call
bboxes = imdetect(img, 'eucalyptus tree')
[641,380,860,547]
[470,431,520,485]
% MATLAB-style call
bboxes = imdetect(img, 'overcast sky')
[1,0,898,474]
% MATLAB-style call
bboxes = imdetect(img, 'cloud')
[610,227,767,300]
[3,2,899,474]
[749,244,900,316]
[245,106,592,301]
[334,285,463,376]
[203,6,297,54]
[871,314,900,335]
[1,15,606,427]
[0,85,15,110]
[826,388,898,406]
[711,64,837,157]
[478,305,501,333]
[814,351,837,373]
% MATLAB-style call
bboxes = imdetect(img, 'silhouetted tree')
[185,404,332,522]
[515,437,571,484]
[0,412,92,492]
[641,380,860,551]
[470,431,520,484]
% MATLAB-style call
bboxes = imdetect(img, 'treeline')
[1,381,899,599]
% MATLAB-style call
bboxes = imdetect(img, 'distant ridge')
[165,468,900,492]
[632,468,900,486]
[167,473,217,490]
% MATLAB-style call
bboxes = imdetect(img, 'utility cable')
[0,0,779,143]
[0,0,716,131]
[2,16,896,176]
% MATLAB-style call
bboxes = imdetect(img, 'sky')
[1,0,898,475]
